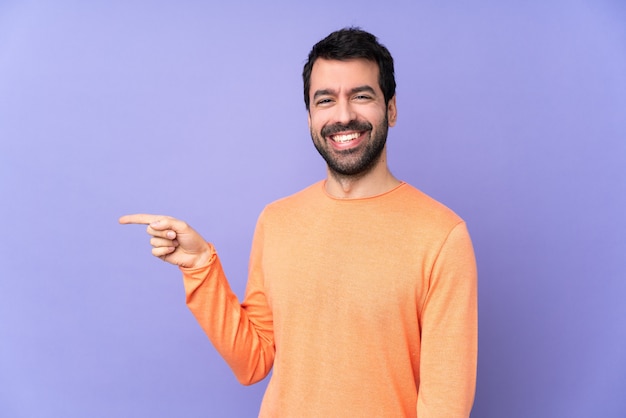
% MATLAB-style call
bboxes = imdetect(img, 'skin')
[308,58,399,199]
[121,58,400,267]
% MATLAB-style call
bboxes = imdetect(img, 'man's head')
[302,27,396,111]
[304,28,398,179]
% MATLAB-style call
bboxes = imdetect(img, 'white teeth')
[331,133,360,143]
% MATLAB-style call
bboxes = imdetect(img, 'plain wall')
[1,0,625,417]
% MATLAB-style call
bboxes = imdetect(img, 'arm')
[119,213,275,385]
[417,222,478,418]
[183,216,274,384]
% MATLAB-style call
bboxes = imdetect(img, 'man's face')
[307,58,397,177]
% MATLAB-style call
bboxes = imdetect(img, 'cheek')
[309,115,324,132]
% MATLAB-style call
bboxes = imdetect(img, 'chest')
[261,211,435,324]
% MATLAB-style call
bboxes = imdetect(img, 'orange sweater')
[182,181,477,417]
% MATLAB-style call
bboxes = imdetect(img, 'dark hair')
[302,27,396,110]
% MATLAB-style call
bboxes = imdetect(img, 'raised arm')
[119,213,275,384]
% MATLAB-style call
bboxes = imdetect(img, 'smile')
[330,132,361,143]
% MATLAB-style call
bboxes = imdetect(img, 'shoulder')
[383,183,472,250]
[390,183,464,226]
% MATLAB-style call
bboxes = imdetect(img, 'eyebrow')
[312,85,378,100]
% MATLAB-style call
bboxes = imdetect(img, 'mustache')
[320,120,372,137]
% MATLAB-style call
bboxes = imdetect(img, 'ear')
[387,95,397,127]
[307,110,312,129]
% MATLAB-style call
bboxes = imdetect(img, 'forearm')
[182,246,275,385]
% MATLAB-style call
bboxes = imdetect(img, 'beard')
[311,114,389,177]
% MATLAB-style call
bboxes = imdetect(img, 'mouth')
[329,132,362,144]
[320,121,372,150]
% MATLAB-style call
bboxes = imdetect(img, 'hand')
[119,214,213,269]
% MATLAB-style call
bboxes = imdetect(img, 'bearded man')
[121,27,478,417]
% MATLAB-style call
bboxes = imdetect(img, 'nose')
[334,99,356,125]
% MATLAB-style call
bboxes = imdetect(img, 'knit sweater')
[182,181,477,417]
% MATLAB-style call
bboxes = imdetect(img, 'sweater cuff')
[179,242,217,277]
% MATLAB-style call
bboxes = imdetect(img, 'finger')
[146,225,177,240]
[151,245,176,258]
[119,214,166,225]
[150,237,179,249]
[145,217,189,233]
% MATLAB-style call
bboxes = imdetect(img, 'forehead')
[310,58,381,92]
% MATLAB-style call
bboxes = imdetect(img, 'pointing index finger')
[119,214,165,225]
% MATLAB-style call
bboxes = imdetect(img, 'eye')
[316,98,333,106]
[354,94,372,101]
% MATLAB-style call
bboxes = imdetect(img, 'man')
[120,28,477,417]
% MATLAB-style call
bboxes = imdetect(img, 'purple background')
[1,1,625,417]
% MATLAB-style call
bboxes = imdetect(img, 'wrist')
[192,242,214,269]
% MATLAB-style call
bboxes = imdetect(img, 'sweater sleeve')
[417,221,478,418]
[180,216,275,385]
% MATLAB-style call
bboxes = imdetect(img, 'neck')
[324,150,401,199]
